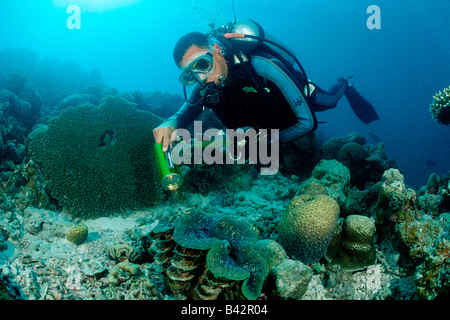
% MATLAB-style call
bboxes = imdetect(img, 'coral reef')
[415,239,450,299]
[0,89,35,164]
[430,86,450,125]
[65,223,89,245]
[337,142,370,186]
[325,215,377,271]
[2,47,450,302]
[0,227,8,251]
[319,132,396,189]
[418,172,450,214]
[0,159,54,214]
[278,132,320,180]
[28,95,164,218]
[1,150,449,300]
[3,70,42,128]
[278,194,340,264]
[121,90,185,119]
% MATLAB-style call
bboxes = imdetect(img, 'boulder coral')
[65,223,88,245]
[309,159,351,204]
[28,95,164,218]
[297,180,328,197]
[278,194,340,265]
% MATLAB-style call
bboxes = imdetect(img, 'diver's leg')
[311,79,348,112]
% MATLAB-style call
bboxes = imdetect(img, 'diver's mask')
[179,51,214,86]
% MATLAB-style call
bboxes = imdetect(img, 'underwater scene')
[0,0,450,308]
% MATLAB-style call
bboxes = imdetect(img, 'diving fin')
[344,83,379,124]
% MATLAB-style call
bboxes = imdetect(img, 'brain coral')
[430,86,450,125]
[28,96,164,218]
[278,194,340,265]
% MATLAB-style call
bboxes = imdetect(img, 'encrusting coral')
[278,194,340,265]
[372,168,417,224]
[430,86,450,125]
[28,95,164,218]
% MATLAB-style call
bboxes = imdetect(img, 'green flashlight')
[154,143,183,191]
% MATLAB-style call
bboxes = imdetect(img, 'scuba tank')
[207,19,312,102]
[154,143,183,191]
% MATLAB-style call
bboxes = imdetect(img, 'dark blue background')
[1,0,449,189]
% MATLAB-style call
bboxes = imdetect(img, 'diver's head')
[174,32,228,86]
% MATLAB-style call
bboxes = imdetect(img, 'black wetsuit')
[169,50,347,143]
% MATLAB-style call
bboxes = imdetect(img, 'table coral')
[28,95,164,218]
[278,194,340,265]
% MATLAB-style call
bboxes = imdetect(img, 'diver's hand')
[153,119,177,152]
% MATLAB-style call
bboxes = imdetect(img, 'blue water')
[1,0,449,190]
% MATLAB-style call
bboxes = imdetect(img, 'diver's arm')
[252,53,315,143]
[167,84,204,129]
[153,84,203,151]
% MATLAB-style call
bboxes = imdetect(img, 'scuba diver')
[153,20,378,153]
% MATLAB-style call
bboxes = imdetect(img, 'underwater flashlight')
[154,143,183,191]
